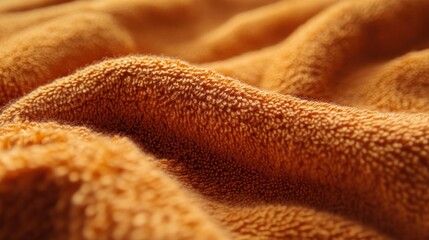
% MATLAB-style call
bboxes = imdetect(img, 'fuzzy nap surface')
[0,0,429,239]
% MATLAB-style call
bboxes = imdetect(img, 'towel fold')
[0,0,428,239]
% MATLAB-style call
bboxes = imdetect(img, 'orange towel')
[0,0,428,239]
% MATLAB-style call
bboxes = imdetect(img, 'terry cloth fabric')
[0,0,428,239]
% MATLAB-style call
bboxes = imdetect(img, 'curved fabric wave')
[0,0,428,239]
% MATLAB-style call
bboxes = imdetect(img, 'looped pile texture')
[0,0,428,239]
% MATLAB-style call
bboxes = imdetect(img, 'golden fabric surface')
[0,0,428,239]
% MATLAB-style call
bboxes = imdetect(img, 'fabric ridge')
[0,0,428,239]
